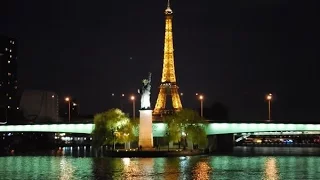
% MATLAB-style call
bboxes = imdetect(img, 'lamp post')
[266,93,272,120]
[65,97,71,123]
[73,102,80,116]
[130,95,135,120]
[199,95,204,117]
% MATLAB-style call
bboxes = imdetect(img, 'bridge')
[1,122,320,136]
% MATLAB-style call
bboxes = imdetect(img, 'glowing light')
[130,95,135,100]
[65,97,70,102]
[199,95,204,100]
[52,95,55,98]
[266,93,272,100]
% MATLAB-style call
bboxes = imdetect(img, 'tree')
[92,108,136,150]
[164,109,208,150]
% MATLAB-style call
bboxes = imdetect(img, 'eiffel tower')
[153,0,182,118]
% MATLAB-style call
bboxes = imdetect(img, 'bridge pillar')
[216,134,234,153]
[207,134,234,153]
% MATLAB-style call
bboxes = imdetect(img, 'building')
[0,35,19,121]
[19,90,59,122]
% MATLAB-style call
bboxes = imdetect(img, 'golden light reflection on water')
[121,158,155,180]
[122,157,131,167]
[263,157,279,180]
[192,161,211,180]
[59,157,75,180]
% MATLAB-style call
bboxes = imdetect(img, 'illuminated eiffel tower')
[153,0,183,118]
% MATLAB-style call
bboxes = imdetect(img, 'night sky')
[1,0,319,121]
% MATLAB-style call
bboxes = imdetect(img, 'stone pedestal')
[138,110,153,149]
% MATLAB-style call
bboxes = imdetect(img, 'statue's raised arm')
[148,72,152,84]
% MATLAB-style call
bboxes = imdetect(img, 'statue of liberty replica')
[138,72,153,149]
[138,72,152,110]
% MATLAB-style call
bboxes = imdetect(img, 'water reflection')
[192,160,211,180]
[263,157,278,180]
[59,157,75,180]
[0,155,320,179]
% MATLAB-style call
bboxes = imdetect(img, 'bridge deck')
[1,123,320,136]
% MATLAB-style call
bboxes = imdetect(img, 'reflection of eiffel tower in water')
[153,0,182,119]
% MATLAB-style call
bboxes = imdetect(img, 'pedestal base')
[138,110,153,149]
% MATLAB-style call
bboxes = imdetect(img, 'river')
[1,147,320,179]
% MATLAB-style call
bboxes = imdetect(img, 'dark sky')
[1,0,319,121]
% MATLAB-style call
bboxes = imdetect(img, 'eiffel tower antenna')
[165,0,173,14]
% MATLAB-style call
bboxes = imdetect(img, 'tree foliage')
[164,109,208,148]
[92,108,136,149]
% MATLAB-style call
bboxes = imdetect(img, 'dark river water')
[1,147,320,179]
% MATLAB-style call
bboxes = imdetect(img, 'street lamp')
[199,95,204,117]
[73,102,80,115]
[266,93,272,120]
[130,95,135,120]
[65,97,71,122]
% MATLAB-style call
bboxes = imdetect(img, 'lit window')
[14,86,17,89]
[17,107,19,110]
[8,73,11,76]
[8,82,10,84]
[8,61,10,64]
[8,97,11,100]
[9,49,12,52]
[7,106,10,109]
[5,48,8,51]
[12,41,14,44]
[9,55,12,58]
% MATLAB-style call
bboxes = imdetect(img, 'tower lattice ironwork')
[153,1,182,118]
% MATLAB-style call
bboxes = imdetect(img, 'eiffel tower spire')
[153,1,183,118]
